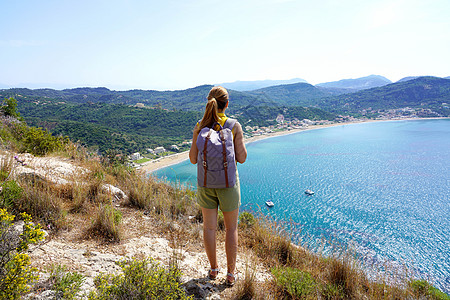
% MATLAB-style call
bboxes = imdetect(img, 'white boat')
[265,200,274,207]
[304,189,314,195]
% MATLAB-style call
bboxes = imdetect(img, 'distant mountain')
[219,78,308,91]
[316,86,357,96]
[445,76,450,80]
[316,75,391,91]
[319,76,450,114]
[245,82,331,106]
[397,76,422,83]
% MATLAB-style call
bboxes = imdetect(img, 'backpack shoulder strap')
[223,118,237,130]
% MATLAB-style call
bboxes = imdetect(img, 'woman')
[189,86,247,286]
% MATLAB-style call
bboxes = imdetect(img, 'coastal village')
[128,116,334,169]
[129,105,438,170]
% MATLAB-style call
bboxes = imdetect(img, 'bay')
[154,119,450,293]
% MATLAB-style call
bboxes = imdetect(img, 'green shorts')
[197,175,241,212]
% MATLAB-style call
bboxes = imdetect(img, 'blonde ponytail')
[197,98,219,133]
[196,86,229,133]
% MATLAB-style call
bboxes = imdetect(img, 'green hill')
[316,75,391,90]
[3,76,449,154]
[245,82,332,106]
[318,76,450,114]
[17,101,202,154]
[0,85,265,111]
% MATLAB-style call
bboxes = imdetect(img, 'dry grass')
[2,141,448,299]
[236,212,437,300]
[86,203,122,242]
[231,264,257,300]
[15,179,67,230]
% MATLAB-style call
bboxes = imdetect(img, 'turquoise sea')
[155,119,450,293]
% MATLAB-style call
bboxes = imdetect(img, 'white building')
[154,147,166,154]
[170,145,179,151]
[302,119,314,125]
[130,152,141,160]
[147,148,155,155]
[276,114,284,123]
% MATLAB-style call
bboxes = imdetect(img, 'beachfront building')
[147,148,155,155]
[276,114,285,124]
[170,145,179,151]
[154,147,166,154]
[130,152,141,160]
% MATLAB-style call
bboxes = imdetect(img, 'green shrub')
[1,97,22,120]
[48,264,85,300]
[0,209,45,299]
[0,180,23,210]
[20,125,68,156]
[239,212,255,228]
[271,266,318,300]
[88,257,193,300]
[409,280,449,300]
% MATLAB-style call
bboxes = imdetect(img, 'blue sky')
[1,0,449,90]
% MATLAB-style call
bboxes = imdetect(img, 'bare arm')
[189,125,199,164]
[233,122,247,164]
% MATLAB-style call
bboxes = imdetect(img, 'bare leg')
[201,207,219,274]
[223,208,239,277]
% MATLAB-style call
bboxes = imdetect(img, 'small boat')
[304,189,314,195]
[265,200,274,207]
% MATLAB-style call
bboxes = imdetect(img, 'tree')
[1,97,22,120]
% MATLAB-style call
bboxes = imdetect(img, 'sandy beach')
[140,120,356,174]
[139,117,448,174]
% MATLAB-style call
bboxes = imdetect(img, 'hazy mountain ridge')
[1,76,449,154]
[3,76,450,115]
[219,78,308,91]
[316,75,392,90]
[397,76,421,83]
[244,82,330,106]
[318,76,450,113]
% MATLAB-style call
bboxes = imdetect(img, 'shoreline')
[140,117,449,174]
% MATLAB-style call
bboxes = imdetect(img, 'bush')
[20,125,68,156]
[239,212,255,228]
[1,97,22,120]
[0,180,23,210]
[409,280,450,300]
[271,266,318,299]
[48,264,85,300]
[88,257,193,300]
[0,209,45,299]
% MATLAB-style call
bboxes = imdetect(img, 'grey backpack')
[196,118,237,188]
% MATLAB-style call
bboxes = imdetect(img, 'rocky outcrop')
[26,232,271,299]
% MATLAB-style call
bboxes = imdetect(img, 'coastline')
[139,117,449,174]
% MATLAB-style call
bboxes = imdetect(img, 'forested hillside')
[2,75,449,154]
[236,105,336,126]
[0,85,268,111]
[318,76,450,114]
[17,101,202,153]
